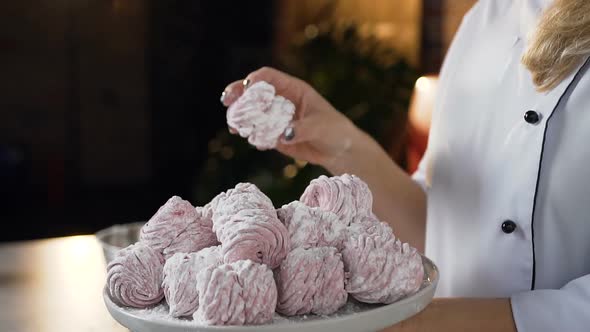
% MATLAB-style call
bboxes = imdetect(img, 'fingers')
[221,82,242,133]
[222,67,304,137]
[283,127,295,142]
[279,117,318,145]
[245,67,304,96]
[275,143,298,158]
[222,67,303,107]
[220,80,246,106]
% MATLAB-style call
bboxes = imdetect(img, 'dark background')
[0,1,275,241]
[0,0,471,242]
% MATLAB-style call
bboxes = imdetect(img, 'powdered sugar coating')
[354,213,381,225]
[228,81,275,139]
[162,215,218,259]
[162,246,223,317]
[246,95,295,149]
[300,174,373,225]
[106,175,428,325]
[140,196,218,258]
[196,205,213,223]
[218,208,290,269]
[346,220,395,243]
[193,260,277,325]
[277,201,347,250]
[191,245,224,270]
[107,243,165,308]
[275,247,348,316]
[210,183,275,234]
[193,264,244,325]
[210,183,289,269]
[342,222,423,304]
[227,81,295,150]
[234,260,278,324]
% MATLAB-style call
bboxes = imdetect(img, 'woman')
[220,0,590,330]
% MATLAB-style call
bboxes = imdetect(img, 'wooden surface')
[0,236,127,332]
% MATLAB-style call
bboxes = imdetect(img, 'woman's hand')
[221,67,360,168]
[222,67,427,249]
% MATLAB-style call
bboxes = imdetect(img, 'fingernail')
[220,91,227,104]
[284,127,295,141]
[242,78,251,89]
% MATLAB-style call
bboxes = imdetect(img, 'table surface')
[0,235,128,332]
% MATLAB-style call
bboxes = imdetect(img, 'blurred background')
[0,0,475,242]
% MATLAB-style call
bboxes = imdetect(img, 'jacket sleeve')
[411,152,429,193]
[411,1,484,193]
[511,274,590,332]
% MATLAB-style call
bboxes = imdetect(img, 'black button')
[524,110,540,124]
[501,220,517,234]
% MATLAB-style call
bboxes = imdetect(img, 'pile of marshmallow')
[106,174,424,326]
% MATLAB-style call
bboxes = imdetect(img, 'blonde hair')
[522,0,590,91]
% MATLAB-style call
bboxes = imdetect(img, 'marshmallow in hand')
[227,81,295,150]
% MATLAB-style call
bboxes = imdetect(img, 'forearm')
[324,128,427,251]
[385,298,517,332]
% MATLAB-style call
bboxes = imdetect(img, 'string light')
[295,159,308,168]
[409,76,438,133]
[283,164,298,179]
[304,24,319,39]
[415,76,431,93]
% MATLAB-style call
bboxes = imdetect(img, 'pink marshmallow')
[193,260,277,325]
[300,174,373,225]
[342,222,424,304]
[140,196,218,258]
[162,246,223,317]
[218,208,290,269]
[275,247,348,316]
[106,243,165,308]
[210,183,289,269]
[209,183,275,235]
[277,201,347,250]
[227,81,295,150]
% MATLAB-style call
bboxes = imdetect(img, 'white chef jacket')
[412,0,590,331]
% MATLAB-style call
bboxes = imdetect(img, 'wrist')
[322,123,372,175]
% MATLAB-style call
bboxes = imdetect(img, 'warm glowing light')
[283,164,298,179]
[295,159,308,168]
[28,236,111,330]
[304,25,319,39]
[63,236,94,261]
[409,75,439,132]
[415,76,431,93]
[373,22,397,40]
[113,0,124,12]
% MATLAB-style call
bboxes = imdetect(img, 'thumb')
[279,117,318,145]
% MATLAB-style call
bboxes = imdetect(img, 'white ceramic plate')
[104,255,438,332]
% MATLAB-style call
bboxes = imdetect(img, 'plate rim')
[104,255,439,331]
